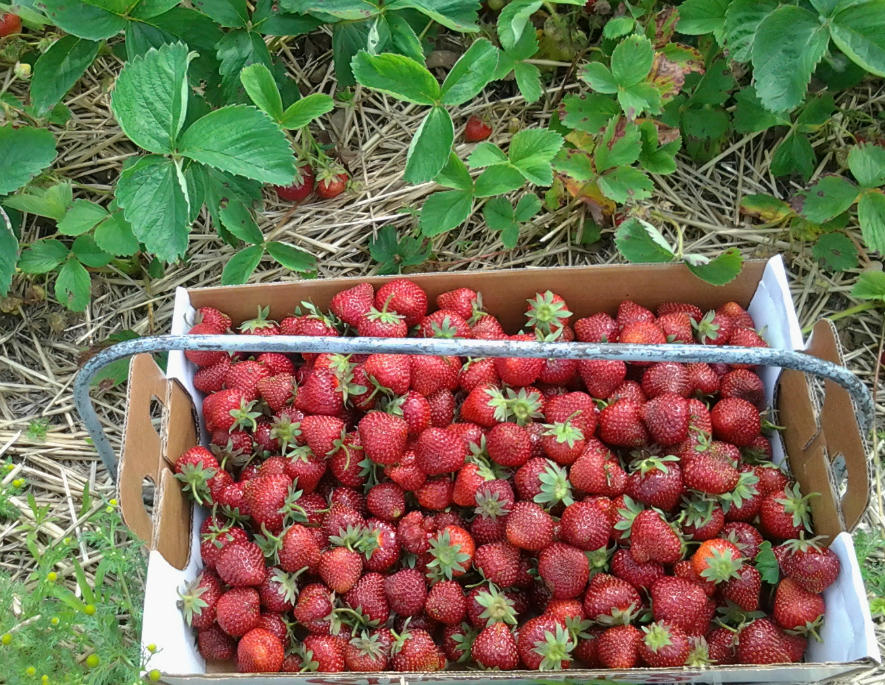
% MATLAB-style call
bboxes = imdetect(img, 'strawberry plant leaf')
[280,93,335,129]
[386,0,480,32]
[638,122,679,175]
[677,0,727,40]
[94,212,140,256]
[58,200,109,236]
[739,194,794,223]
[581,62,619,94]
[220,197,264,244]
[598,166,653,203]
[387,12,424,61]
[282,0,379,20]
[253,0,323,35]
[369,225,430,274]
[615,217,674,263]
[795,93,835,133]
[513,61,543,104]
[366,15,392,55]
[216,30,274,103]
[240,63,284,121]
[111,42,191,155]
[198,165,263,236]
[560,94,619,134]
[19,239,70,274]
[811,0,840,15]
[505,23,538,62]
[852,270,885,301]
[440,38,498,106]
[595,118,641,173]
[2,183,72,221]
[131,0,188,19]
[115,155,191,262]
[405,106,454,184]
[351,51,440,105]
[508,128,563,185]
[467,143,508,169]
[474,165,526,196]
[849,144,885,189]
[72,234,114,267]
[689,60,734,107]
[724,0,778,63]
[140,7,225,51]
[483,197,515,232]
[266,241,315,272]
[514,193,541,222]
[794,176,859,224]
[55,258,92,311]
[419,189,474,236]
[751,5,830,113]
[192,0,248,27]
[619,81,661,117]
[858,189,885,254]
[498,0,541,52]
[178,105,296,185]
[435,152,474,191]
[829,1,885,77]
[686,247,743,285]
[30,36,101,117]
[682,106,729,140]
[770,132,815,181]
[732,86,788,134]
[332,22,371,88]
[221,243,264,285]
[603,15,634,39]
[36,0,128,39]
[754,541,780,584]
[0,210,17,296]
[0,125,57,195]
[552,148,594,181]
[611,34,653,88]
[812,231,859,272]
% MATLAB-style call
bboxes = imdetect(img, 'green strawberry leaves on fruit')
[754,541,780,585]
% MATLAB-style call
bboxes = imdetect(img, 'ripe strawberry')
[506,501,554,551]
[574,312,619,342]
[475,478,514,518]
[410,355,460,396]
[721,521,764,560]
[736,618,791,664]
[630,509,682,564]
[344,628,393,672]
[657,301,703,321]
[359,411,408,465]
[362,482,404,522]
[343,572,390,626]
[683,447,740,495]
[357,303,407,337]
[487,422,532,468]
[295,369,345,416]
[640,621,691,667]
[471,512,507,544]
[330,282,374,326]
[620,321,667,351]
[237,627,284,673]
[257,612,289,646]
[658,312,694,344]
[194,358,232,393]
[783,632,808,663]
[279,523,322,574]
[284,447,326,494]
[694,310,734,345]
[374,279,428,327]
[578,359,627,398]
[186,322,230,367]
[474,541,521,587]
[174,446,219,505]
[458,358,499,393]
[300,414,344,458]
[582,573,641,625]
[294,583,335,634]
[722,563,762,611]
[197,625,236,661]
[526,290,572,333]
[460,384,510,427]
[255,374,295,413]
[224,360,271,402]
[691,538,743,584]
[610,548,665,590]
[778,536,840,593]
[391,628,443,671]
[237,306,279,336]
[437,288,481,320]
[274,163,315,201]
[303,633,347,671]
[257,569,299,614]
[560,500,611,551]
[472,622,519,670]
[759,483,814,540]
[216,541,266,587]
[686,363,721,395]
[598,399,649,448]
[538,356,579,385]
[541,419,585,464]
[415,427,468,475]
[204,388,259,432]
[538,542,590,600]
[626,455,683,510]
[216,586,261,637]
[728,327,768,361]
[720,369,765,407]
[573,627,603,667]
[610,379,649,403]
[718,301,755,329]
[706,627,737,665]
[200,518,250,570]
[617,300,656,327]
[420,310,472,338]
[397,510,436,554]
[681,497,725,541]
[426,580,468,625]
[178,570,224,630]
[427,388,456,427]
[597,625,643,668]
[518,615,574,670]
[464,115,493,142]
[642,363,691,398]
[452,462,490,507]
[471,314,506,339]
[363,353,411,395]
[569,444,627,497]
[494,335,545,386]
[710,397,761,446]
[384,568,428,617]
[244,473,295,534]
[362,518,401,571]
[773,577,825,635]
[319,542,364,594]
[650,576,711,634]
[386,449,427,492]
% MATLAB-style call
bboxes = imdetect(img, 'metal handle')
[73,334,874,477]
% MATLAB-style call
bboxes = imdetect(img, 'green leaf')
[71,234,114,267]
[30,36,100,116]
[815,51,867,90]
[611,34,654,87]
[849,144,885,188]
[497,0,540,51]
[560,94,620,133]
[369,225,429,274]
[811,0,841,16]
[483,197,515,232]
[859,189,885,254]
[687,247,743,285]
[94,212,140,256]
[58,200,109,236]
[638,122,680,175]
[351,50,440,105]
[111,42,190,155]
[280,93,335,129]
[216,30,274,103]
[603,15,634,39]
[770,132,816,181]
[385,0,480,32]
[130,0,183,19]
[724,0,778,63]
[332,22,371,88]
[508,128,563,185]
[281,0,379,20]
[733,86,789,134]
[36,0,127,39]
[514,193,541,222]
[192,0,248,27]
[115,155,190,262]
[739,193,794,223]
[513,61,543,104]
[419,189,473,236]
[580,62,619,94]
[615,217,674,263]
[19,239,69,274]
[366,15,391,55]
[795,176,859,223]
[138,7,225,52]
[682,106,730,139]
[598,166,653,204]
[467,142,508,169]
[439,38,497,106]
[404,107,454,184]
[677,0,727,38]
[689,60,735,107]
[795,93,836,132]
[618,82,662,117]
[54,258,92,311]
[830,0,885,77]
[435,152,473,191]
[178,105,296,185]
[200,165,263,233]
[751,5,830,113]
[505,23,538,62]
[387,12,424,62]
[266,241,315,272]
[852,269,885,301]
[813,232,859,272]
[595,118,641,173]
[240,64,284,121]
[0,211,18,296]
[474,165,526,197]
[552,148,595,181]
[0,125,57,195]
[253,0,323,35]
[221,243,264,285]
[754,541,780,584]
[220,198,264,244]
[2,183,72,221]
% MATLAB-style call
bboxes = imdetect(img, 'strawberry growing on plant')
[464,115,492,142]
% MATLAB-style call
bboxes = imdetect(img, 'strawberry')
[204,388,259,432]
[295,369,345,416]
[357,303,407,338]
[474,478,514,519]
[773,577,825,635]
[471,314,507,339]
[783,632,808,663]
[472,622,519,670]
[541,419,585,464]
[257,612,288,645]
[642,363,691,398]
[194,358,232,393]
[362,518,401,572]
[319,539,364,594]
[343,572,390,626]
[722,563,762,611]
[284,447,326,494]
[420,310,472,338]
[657,301,703,321]
[710,397,761,446]
[626,455,683,510]
[438,288,481,320]
[538,542,590,600]
[427,388,456,427]
[617,300,656,327]
[720,369,765,407]
[629,509,682,564]
[317,171,349,199]
[598,399,649,448]
[303,633,347,671]
[506,501,554,551]
[582,573,641,625]
[300,414,344,458]
[279,524,322,574]
[224,360,271,402]
[683,447,740,495]
[427,525,475,581]
[620,321,667,349]
[494,335,545,386]
[216,541,266,587]
[464,115,493,142]
[658,312,694,344]
[573,628,603,667]
[193,306,231,331]
[237,627,284,673]
[754,463,790,495]
[174,446,219,505]
[728,327,768,362]
[686,363,721,396]
[359,411,408,465]
[526,290,572,334]
[610,548,665,590]
[397,510,436,554]
[706,627,737,665]
[416,427,468,475]
[640,621,691,667]
[386,450,427,492]
[216,587,261,637]
[375,279,428,327]
[426,580,468,625]
[778,536,840,593]
[691,538,743,584]
[186,322,230,367]
[458,358,499,393]
[574,312,619,342]
[178,571,224,630]
[569,444,627,497]
[330,283,374,327]
[238,306,280,336]
[487,422,532,467]
[471,512,507,544]
[391,628,443,671]
[597,625,643,668]
[294,583,335,634]
[244,473,297,534]
[364,353,411,395]
[460,384,510,427]
[197,625,236,661]
[256,374,296,413]
[681,497,725,541]
[473,541,521,587]
[759,483,815,540]
[363,482,404,521]
[385,568,428,617]
[345,628,393,672]
[258,569,299,614]
[274,163,315,202]
[718,301,755,329]
[452,462,490,507]
[578,359,627,398]
[410,355,460,396]
[650,576,711,634]
[721,522,764,560]
[200,518,250,570]
[560,500,611,551]
[518,616,574,670]
[736,618,791,664]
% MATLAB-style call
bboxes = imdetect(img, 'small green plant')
[368,225,430,274]
[854,529,885,616]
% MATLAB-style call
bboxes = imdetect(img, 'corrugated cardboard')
[121,257,880,683]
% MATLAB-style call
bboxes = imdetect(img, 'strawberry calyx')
[268,567,302,605]
[531,624,576,670]
[693,311,721,343]
[641,621,675,654]
[271,415,303,455]
[505,387,544,426]
[176,576,210,626]
[211,439,251,471]
[475,584,517,626]
[631,453,679,476]
[279,485,309,526]
[329,524,366,552]
[534,461,575,508]
[584,546,611,572]
[542,419,584,447]
[613,495,645,540]
[785,616,824,641]
[229,399,262,432]
[450,623,479,662]
[348,629,387,657]
[718,471,760,513]
[681,495,718,530]
[526,291,572,335]
[174,462,217,506]
[254,523,284,564]
[716,600,765,627]
[779,533,827,555]
[698,547,743,584]
[775,482,818,532]
[336,605,379,630]
[485,386,513,424]
[430,315,460,339]
[240,305,279,334]
[475,486,512,520]
[296,300,341,330]
[684,636,712,666]
[427,530,472,581]
[467,293,488,325]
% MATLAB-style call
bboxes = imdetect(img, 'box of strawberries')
[119,256,880,683]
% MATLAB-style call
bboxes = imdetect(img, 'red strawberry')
[783,632,808,663]
[720,369,765,407]
[364,353,411,395]
[415,427,467,475]
[174,446,219,505]
[657,301,703,321]
[471,314,506,339]
[363,482,404,521]
[658,312,694,344]
[560,500,611,551]
[216,587,261,637]
[630,509,682,564]
[224,360,271,402]
[460,384,510,427]
[597,625,643,668]
[610,548,665,590]
[736,618,791,664]
[607,380,646,403]
[359,411,408,465]
[330,283,374,326]
[274,163,315,201]
[541,419,585,464]
[617,300,656,327]
[681,498,725,541]
[197,624,237,661]
[620,321,667,350]
[538,542,590,600]
[237,627,284,673]
[384,568,428,617]
[300,414,344,458]
[303,634,347,671]
[258,569,299,613]
[471,512,507,544]
[357,303,407,338]
[216,541,266,587]
[343,572,390,626]
[494,335,545,386]
[474,541,521,587]
[193,306,231,331]
[706,627,737,665]
[256,374,296,413]
[427,388,456,427]
[487,422,532,468]
[573,627,603,667]
[710,397,761,446]
[244,473,296,534]
[256,352,294,376]
[319,542,364,594]
[640,621,691,667]
[200,518,250,570]
[626,455,683,510]
[472,622,519,670]
[538,357,579,385]
[569,444,627,497]
[437,288,481,320]
[598,399,649,448]
[194,358,232,393]
[426,580,468,625]
[642,363,691,398]
[718,301,755,329]
[186,322,230,367]
[391,628,443,671]
[294,583,335,634]
[295,369,345,416]
[178,571,224,630]
[363,518,401,572]
[410,355,460,396]
[459,358,500,393]
[578,359,627,398]
[773,577,825,635]
[582,573,641,625]
[694,310,735,345]
[722,564,762,611]
[517,615,574,670]
[386,449,427,492]
[728,327,768,365]
[285,448,326,494]
[238,306,280,336]
[374,279,428,327]
[759,484,814,540]
[686,363,721,395]
[204,388,259,432]
[279,524,322,574]
[691,538,743,584]
[505,501,554,551]
[257,613,288,645]
[574,312,619,342]
[464,115,493,142]
[683,447,740,495]
[721,522,764,560]
[420,310,472,338]
[778,536,840,593]
[651,576,713,635]
[344,628,393,672]
[526,290,572,334]
[452,462,491,507]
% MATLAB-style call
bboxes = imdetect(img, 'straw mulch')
[1,34,885,682]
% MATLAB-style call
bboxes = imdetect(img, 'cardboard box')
[119,256,880,683]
